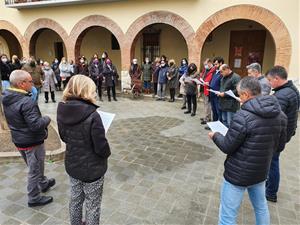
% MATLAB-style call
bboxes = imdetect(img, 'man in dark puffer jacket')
[265,66,300,202]
[209,77,287,225]
[2,70,55,207]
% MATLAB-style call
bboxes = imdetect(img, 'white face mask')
[54,60,58,63]
[204,65,209,70]
[133,60,137,65]
[1,58,7,63]
[102,54,106,59]
[80,59,84,63]
[40,60,43,64]
[182,61,186,65]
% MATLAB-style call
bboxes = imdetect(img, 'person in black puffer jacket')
[265,66,300,203]
[57,75,111,225]
[209,77,287,225]
[2,70,55,207]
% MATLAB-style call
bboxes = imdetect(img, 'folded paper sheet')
[97,110,116,133]
[207,121,228,136]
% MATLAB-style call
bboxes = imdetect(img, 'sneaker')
[41,178,56,193]
[204,126,211,130]
[184,111,191,114]
[191,112,196,117]
[28,196,53,207]
[266,195,277,203]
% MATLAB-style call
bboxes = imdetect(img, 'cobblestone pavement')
[0,93,299,225]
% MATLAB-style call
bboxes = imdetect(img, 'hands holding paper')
[208,132,215,139]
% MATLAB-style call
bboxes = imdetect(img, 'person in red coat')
[200,58,216,124]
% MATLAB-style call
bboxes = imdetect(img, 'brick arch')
[0,20,26,57]
[195,4,292,70]
[69,15,125,61]
[124,11,196,70]
[24,18,71,59]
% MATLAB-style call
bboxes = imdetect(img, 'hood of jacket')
[2,88,30,106]
[57,98,99,125]
[242,95,281,118]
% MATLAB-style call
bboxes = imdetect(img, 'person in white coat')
[42,62,57,103]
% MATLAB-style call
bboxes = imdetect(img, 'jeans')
[222,111,235,127]
[211,96,222,121]
[19,144,50,202]
[266,152,280,199]
[219,179,270,225]
[31,86,38,101]
[157,83,166,99]
[1,80,10,92]
[144,81,151,89]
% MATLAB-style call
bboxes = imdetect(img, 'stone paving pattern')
[0,93,299,225]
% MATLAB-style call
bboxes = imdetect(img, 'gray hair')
[246,63,261,73]
[220,64,230,70]
[237,76,261,96]
[9,70,31,87]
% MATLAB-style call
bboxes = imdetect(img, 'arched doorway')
[201,19,276,76]
[29,29,67,63]
[74,26,122,75]
[195,5,292,72]
[0,30,23,59]
[131,23,188,66]
[24,18,70,62]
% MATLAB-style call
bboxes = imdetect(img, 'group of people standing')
[0,51,119,103]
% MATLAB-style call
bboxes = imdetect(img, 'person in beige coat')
[42,62,57,103]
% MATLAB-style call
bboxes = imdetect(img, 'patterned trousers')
[69,176,104,225]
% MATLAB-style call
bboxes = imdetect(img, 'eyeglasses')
[22,80,33,84]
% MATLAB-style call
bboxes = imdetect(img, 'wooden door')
[229,30,266,77]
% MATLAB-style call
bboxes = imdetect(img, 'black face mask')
[30,62,36,67]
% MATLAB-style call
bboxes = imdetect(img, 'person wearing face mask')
[74,56,89,77]
[141,57,152,94]
[199,58,216,125]
[42,62,57,103]
[22,57,44,101]
[103,59,118,101]
[51,58,61,91]
[90,57,104,101]
[0,54,12,91]
[151,57,160,97]
[59,57,71,89]
[10,55,22,71]
[129,59,142,96]
[183,63,199,116]
[156,60,169,101]
[167,59,179,102]
[178,58,188,98]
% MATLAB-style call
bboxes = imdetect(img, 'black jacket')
[213,95,287,186]
[0,61,11,81]
[103,64,118,87]
[57,98,111,182]
[273,80,300,143]
[2,89,50,148]
[219,72,241,112]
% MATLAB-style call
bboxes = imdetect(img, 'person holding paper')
[183,63,199,116]
[57,75,111,225]
[208,76,287,225]
[218,64,241,127]
[209,57,224,122]
[265,66,300,203]
[199,58,216,125]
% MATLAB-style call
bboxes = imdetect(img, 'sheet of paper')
[207,121,228,136]
[208,89,220,95]
[225,90,241,102]
[192,78,204,85]
[97,110,116,133]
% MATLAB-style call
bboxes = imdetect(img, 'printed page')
[97,110,116,133]
[207,121,228,136]
[225,90,241,102]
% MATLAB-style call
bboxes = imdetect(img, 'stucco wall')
[0,0,298,80]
